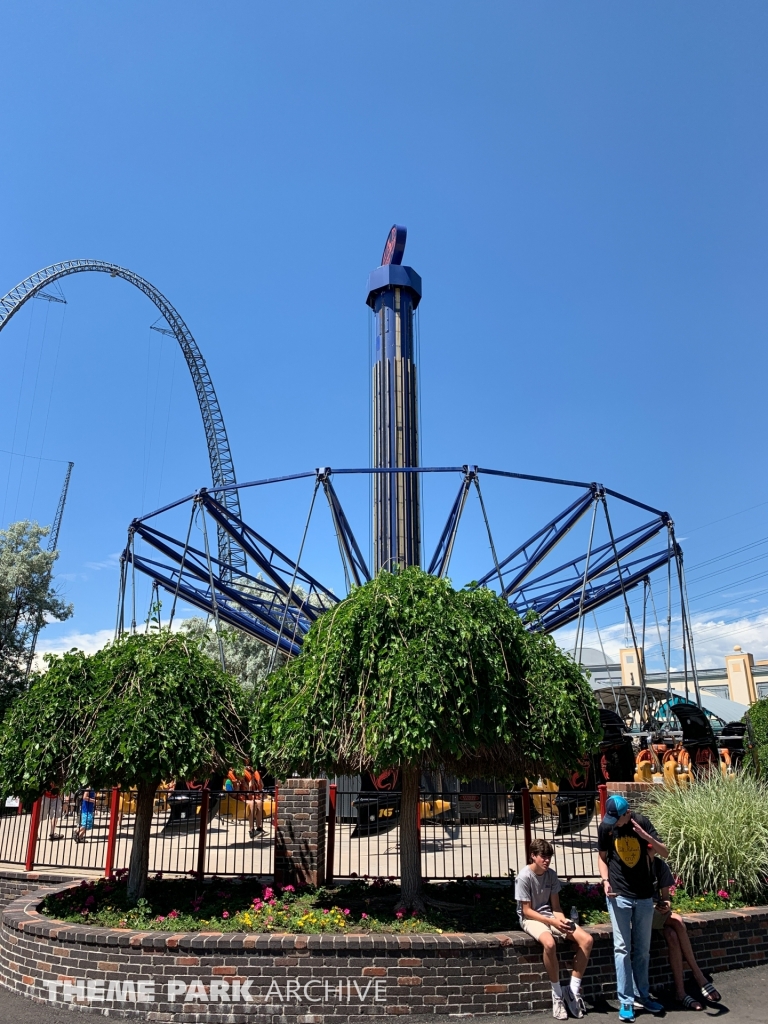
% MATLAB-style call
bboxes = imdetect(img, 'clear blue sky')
[2,2,767,669]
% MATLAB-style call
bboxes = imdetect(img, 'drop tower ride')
[366,225,422,573]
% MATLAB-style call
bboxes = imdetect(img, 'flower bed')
[41,873,520,934]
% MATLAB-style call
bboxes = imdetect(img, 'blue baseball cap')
[603,795,630,826]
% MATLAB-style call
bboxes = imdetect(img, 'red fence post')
[196,789,210,880]
[25,799,42,871]
[325,783,337,886]
[104,787,121,878]
[598,783,608,820]
[520,786,532,865]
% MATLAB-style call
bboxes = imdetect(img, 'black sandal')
[677,995,704,1011]
[701,983,721,1003]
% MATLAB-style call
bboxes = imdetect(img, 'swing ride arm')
[0,260,245,579]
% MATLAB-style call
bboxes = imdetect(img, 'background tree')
[252,567,601,909]
[0,631,249,901]
[181,616,285,692]
[746,697,768,776]
[0,520,72,717]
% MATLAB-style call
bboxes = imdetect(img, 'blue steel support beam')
[318,470,371,588]
[426,467,476,576]
[476,488,596,595]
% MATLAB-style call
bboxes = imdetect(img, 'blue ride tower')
[366,225,423,573]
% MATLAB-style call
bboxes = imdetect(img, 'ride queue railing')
[0,789,276,879]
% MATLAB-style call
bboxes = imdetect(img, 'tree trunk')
[127,781,157,903]
[397,765,424,912]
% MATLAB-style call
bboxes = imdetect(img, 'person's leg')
[629,898,655,1001]
[254,795,263,829]
[567,926,593,979]
[663,924,686,1000]
[607,896,635,1006]
[668,916,708,989]
[540,931,560,983]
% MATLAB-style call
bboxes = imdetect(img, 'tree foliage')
[0,520,72,715]
[0,631,249,899]
[746,697,768,777]
[251,567,601,782]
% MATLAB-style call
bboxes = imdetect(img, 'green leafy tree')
[252,567,601,909]
[0,631,249,901]
[0,520,72,716]
[746,697,768,776]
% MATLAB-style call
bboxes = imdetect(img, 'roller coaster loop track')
[0,260,246,578]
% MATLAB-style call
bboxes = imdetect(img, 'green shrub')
[746,698,768,777]
[644,772,768,899]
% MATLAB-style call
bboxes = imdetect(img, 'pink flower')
[717,889,729,899]
[263,887,274,899]
[361,913,368,919]
[222,911,230,919]
[284,885,295,893]
[155,916,166,922]
[323,908,330,914]
[395,911,403,919]
[167,910,179,919]
[343,908,350,915]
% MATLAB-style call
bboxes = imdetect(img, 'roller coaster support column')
[367,226,423,573]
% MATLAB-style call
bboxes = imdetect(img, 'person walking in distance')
[516,838,594,1019]
[598,795,668,1022]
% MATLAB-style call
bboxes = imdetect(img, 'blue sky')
[1,2,768,670]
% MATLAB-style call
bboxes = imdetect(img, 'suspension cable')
[168,500,197,630]
[601,496,649,726]
[573,498,598,664]
[472,474,504,593]
[200,501,226,670]
[267,479,321,675]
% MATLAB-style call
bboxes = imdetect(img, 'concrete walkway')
[1,964,765,1022]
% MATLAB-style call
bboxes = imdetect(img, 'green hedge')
[746,697,768,777]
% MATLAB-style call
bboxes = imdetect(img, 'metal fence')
[328,786,602,883]
[2,784,603,883]
[0,789,276,879]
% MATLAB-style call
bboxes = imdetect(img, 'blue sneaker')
[619,1004,635,1022]
[636,997,664,1014]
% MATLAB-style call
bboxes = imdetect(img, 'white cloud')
[84,552,121,571]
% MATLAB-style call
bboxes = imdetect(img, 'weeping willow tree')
[252,567,601,909]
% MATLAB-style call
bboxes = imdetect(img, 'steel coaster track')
[0,261,246,578]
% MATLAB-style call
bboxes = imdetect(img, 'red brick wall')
[0,879,766,1019]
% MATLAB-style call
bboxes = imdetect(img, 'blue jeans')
[607,895,655,1005]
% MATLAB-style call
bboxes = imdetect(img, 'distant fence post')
[520,786,532,865]
[598,783,607,820]
[104,787,121,878]
[25,799,42,871]
[196,789,210,880]
[326,783,337,886]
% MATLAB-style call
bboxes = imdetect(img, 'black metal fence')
[0,789,276,879]
[329,787,602,882]
[1,785,602,882]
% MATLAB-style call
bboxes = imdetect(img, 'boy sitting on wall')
[515,838,594,1020]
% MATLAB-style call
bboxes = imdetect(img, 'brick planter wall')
[0,870,88,910]
[0,879,766,1020]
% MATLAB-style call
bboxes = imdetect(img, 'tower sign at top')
[381,224,407,266]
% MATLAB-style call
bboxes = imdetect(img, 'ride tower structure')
[367,226,423,572]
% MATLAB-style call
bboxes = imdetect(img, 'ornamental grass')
[643,770,768,900]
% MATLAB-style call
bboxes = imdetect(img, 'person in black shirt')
[598,795,669,1022]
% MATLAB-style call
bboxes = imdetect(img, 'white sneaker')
[552,994,568,1020]
[563,987,586,1018]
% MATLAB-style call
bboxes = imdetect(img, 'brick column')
[606,781,653,814]
[274,778,326,887]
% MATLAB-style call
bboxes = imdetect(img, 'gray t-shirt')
[515,865,562,924]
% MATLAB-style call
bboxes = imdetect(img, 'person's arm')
[521,900,571,931]
[598,850,617,897]
[655,884,672,915]
[550,892,574,931]
[632,816,669,859]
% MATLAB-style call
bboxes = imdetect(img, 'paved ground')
[1,965,765,1022]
